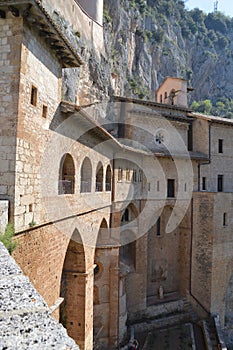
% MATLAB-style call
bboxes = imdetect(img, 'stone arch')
[105,165,112,192]
[146,205,180,306]
[96,161,103,192]
[120,204,138,270]
[120,202,139,225]
[60,229,86,346]
[58,153,75,194]
[80,157,92,192]
[96,218,109,247]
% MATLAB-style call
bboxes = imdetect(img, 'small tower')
[156,77,191,108]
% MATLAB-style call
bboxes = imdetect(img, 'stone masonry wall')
[191,192,214,312]
[0,18,23,218]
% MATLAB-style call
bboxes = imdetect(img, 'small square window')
[42,105,47,118]
[30,85,37,106]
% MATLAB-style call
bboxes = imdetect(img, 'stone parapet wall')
[0,242,79,349]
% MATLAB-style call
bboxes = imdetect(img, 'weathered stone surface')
[0,242,79,350]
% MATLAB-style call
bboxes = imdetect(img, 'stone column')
[62,267,94,350]
[109,261,120,348]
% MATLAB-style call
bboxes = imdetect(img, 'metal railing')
[81,181,91,193]
[58,180,74,195]
[96,182,103,192]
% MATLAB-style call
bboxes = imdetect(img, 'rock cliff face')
[46,0,233,107]
[102,0,233,105]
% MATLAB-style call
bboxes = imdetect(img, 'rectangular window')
[30,85,37,106]
[138,169,143,182]
[218,139,223,153]
[42,105,47,118]
[223,212,227,226]
[218,175,223,192]
[118,167,123,181]
[202,177,206,191]
[188,123,193,151]
[133,169,137,182]
[167,179,175,198]
[157,217,161,236]
[126,169,130,182]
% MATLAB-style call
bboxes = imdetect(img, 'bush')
[0,223,17,255]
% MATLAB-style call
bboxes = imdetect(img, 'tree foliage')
[0,223,17,255]
[191,98,233,118]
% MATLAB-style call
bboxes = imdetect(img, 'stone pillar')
[109,262,120,348]
[62,267,94,350]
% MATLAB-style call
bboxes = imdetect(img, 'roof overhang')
[0,0,83,68]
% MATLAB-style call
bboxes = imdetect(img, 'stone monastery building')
[0,0,233,349]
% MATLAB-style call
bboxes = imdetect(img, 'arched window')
[80,157,92,193]
[96,162,103,192]
[58,153,75,195]
[105,165,112,191]
[164,91,167,102]
[160,94,163,103]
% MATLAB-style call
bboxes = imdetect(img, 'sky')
[185,0,233,18]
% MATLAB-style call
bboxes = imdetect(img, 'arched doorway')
[146,205,180,306]
[80,157,92,192]
[96,162,103,192]
[60,230,88,349]
[58,153,75,194]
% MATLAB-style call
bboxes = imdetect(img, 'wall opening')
[167,179,175,198]
[60,230,86,344]
[58,153,75,195]
[96,162,103,192]
[81,157,92,192]
[30,85,37,106]
[218,174,223,192]
[105,165,112,191]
